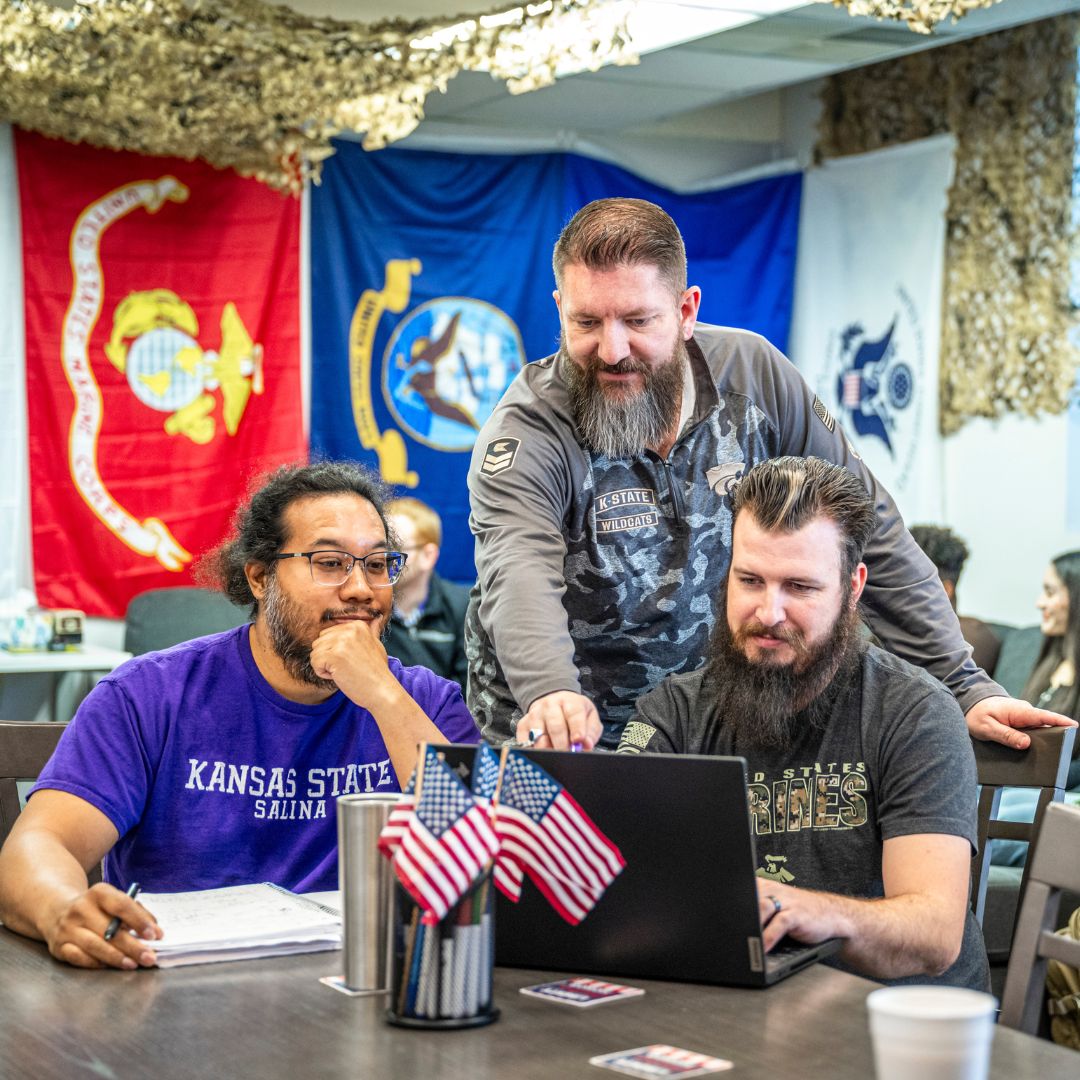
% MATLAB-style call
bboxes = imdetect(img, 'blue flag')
[310,144,801,581]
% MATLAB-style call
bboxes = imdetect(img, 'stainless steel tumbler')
[337,792,400,993]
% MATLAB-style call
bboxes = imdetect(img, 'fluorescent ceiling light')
[626,0,810,56]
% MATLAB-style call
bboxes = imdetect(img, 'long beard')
[703,597,862,751]
[262,575,386,690]
[562,334,685,459]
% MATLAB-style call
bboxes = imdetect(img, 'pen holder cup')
[385,873,499,1029]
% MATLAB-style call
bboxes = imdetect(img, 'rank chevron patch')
[480,437,520,477]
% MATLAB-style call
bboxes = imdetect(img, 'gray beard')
[703,597,862,752]
[562,336,686,459]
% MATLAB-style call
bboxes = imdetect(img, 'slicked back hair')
[732,456,876,578]
[198,460,392,617]
[552,198,687,297]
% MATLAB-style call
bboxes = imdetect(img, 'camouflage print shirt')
[465,324,1001,746]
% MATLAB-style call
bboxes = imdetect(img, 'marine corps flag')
[16,130,303,616]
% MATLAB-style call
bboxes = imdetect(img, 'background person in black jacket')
[385,497,470,692]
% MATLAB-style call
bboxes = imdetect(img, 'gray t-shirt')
[618,643,989,990]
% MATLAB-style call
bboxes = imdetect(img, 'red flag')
[493,750,625,925]
[16,129,304,616]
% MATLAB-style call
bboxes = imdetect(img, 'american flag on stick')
[387,745,499,925]
[471,741,525,902]
[493,749,625,925]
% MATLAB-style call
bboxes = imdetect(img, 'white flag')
[0,124,31,603]
[788,135,955,523]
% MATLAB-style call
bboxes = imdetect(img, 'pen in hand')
[104,882,141,942]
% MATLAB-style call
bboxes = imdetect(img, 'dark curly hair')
[197,460,392,618]
[909,524,969,586]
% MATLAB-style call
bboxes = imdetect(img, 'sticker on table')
[520,977,645,1007]
[589,1044,733,1078]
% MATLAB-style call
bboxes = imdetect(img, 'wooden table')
[0,645,131,721]
[1,929,1076,1080]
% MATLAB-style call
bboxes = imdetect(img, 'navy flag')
[310,144,801,581]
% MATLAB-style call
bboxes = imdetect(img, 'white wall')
[942,411,1079,626]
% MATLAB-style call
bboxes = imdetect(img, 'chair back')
[123,587,247,656]
[0,720,68,848]
[971,726,1076,930]
[999,801,1080,1034]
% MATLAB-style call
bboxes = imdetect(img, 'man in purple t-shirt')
[0,462,479,971]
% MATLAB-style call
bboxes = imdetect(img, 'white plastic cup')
[866,986,997,1080]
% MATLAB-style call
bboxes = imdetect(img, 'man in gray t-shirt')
[618,456,988,989]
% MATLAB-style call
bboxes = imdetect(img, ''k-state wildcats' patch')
[480,437,520,477]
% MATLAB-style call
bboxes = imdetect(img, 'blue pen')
[103,882,141,942]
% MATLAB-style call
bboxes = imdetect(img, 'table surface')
[2,928,1077,1080]
[0,644,132,675]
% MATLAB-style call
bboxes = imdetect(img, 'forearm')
[475,544,580,711]
[367,685,445,785]
[0,827,90,941]
[861,573,1003,713]
[807,888,963,980]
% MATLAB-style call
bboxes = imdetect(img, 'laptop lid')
[435,746,838,988]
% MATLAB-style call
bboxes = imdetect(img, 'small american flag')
[493,751,625,925]
[470,742,525,902]
[391,747,499,924]
[376,772,415,859]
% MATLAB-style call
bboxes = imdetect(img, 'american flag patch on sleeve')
[812,396,836,433]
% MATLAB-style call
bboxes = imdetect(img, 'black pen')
[103,882,141,942]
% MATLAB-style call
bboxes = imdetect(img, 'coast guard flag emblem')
[480,438,520,477]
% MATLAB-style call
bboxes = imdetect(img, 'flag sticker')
[589,1045,733,1077]
[480,437,520,477]
[520,977,644,1007]
[813,395,836,433]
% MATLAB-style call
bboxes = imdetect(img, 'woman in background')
[1024,550,1080,788]
[993,550,1080,867]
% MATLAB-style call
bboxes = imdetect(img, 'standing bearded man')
[466,196,1072,751]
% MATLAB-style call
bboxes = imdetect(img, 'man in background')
[910,524,1002,676]
[386,496,470,691]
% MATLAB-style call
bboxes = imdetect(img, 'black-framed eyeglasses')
[272,549,408,588]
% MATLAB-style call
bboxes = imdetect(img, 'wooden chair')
[0,720,68,848]
[971,726,1076,935]
[999,801,1080,1034]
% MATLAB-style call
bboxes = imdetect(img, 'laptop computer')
[434,745,839,988]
